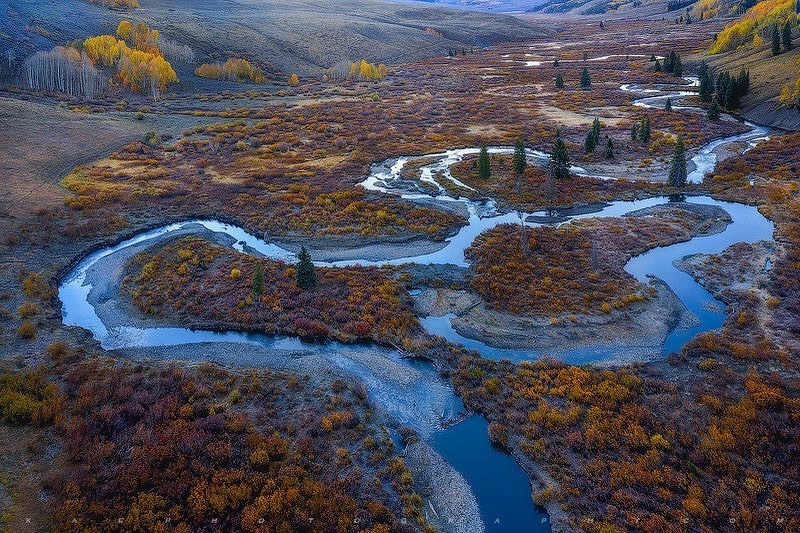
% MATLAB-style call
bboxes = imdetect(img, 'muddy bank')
[402,441,484,533]
[674,240,777,303]
[448,278,697,365]
[272,234,450,263]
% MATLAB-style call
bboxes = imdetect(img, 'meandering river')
[58,71,776,532]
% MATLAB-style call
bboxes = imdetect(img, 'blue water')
[433,416,550,531]
[419,197,774,362]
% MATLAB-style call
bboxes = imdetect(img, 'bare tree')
[24,47,105,99]
[160,38,195,65]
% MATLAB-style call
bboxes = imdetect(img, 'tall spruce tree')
[553,58,560,67]
[630,123,638,140]
[580,67,591,88]
[640,117,651,143]
[296,246,318,289]
[548,135,571,181]
[654,58,662,72]
[513,138,527,176]
[773,24,782,56]
[585,117,601,152]
[668,137,687,187]
[783,21,794,51]
[585,131,597,153]
[555,71,564,89]
[699,71,712,102]
[604,137,614,159]
[665,97,672,111]
[252,262,265,299]
[477,144,491,180]
[707,98,720,121]
[673,55,682,76]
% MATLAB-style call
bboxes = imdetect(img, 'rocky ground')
[402,440,484,533]
[673,240,777,303]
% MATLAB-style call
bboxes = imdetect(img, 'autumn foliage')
[708,0,797,53]
[124,237,419,343]
[195,58,266,83]
[1,354,426,532]
[465,205,723,315]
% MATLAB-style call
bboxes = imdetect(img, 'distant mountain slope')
[1,0,553,77]
[525,0,696,17]
[410,0,548,11]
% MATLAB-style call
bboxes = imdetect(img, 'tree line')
[22,20,180,100]
[698,63,750,111]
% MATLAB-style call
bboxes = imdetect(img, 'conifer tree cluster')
[584,117,602,153]
[659,51,682,76]
[631,116,651,144]
[698,64,750,111]
[771,22,794,55]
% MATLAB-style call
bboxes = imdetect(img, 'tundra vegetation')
[0,350,428,531]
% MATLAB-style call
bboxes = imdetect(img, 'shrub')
[17,321,37,339]
[17,302,39,318]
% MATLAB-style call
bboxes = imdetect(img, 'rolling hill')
[1,0,554,78]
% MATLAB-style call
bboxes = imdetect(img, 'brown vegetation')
[0,352,427,532]
[123,237,418,343]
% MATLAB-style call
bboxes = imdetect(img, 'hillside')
[702,28,800,128]
[525,0,698,17]
[1,0,553,78]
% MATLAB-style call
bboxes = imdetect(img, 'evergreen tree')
[252,262,265,299]
[738,69,750,96]
[673,55,682,77]
[782,21,793,51]
[296,246,318,289]
[654,59,662,72]
[553,58,560,67]
[477,144,491,180]
[772,24,781,56]
[649,53,656,61]
[548,135,571,181]
[665,51,676,73]
[583,51,588,61]
[605,137,614,159]
[667,136,687,187]
[665,97,672,111]
[707,98,720,121]
[555,71,564,89]
[640,117,651,143]
[723,80,735,110]
[580,67,591,88]
[585,131,597,153]
[630,123,638,140]
[699,71,712,102]
[585,117,601,152]
[513,138,527,175]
